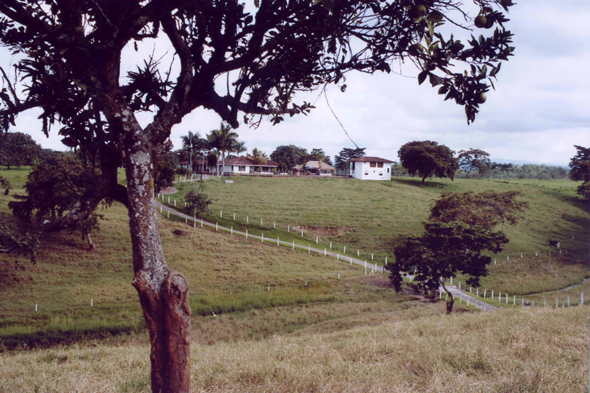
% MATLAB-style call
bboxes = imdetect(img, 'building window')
[370,162,376,168]
[239,166,246,171]
[387,167,390,173]
[377,162,383,168]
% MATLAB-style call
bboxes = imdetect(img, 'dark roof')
[225,157,278,167]
[225,156,252,165]
[348,156,395,163]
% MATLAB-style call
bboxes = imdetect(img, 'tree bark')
[122,136,191,393]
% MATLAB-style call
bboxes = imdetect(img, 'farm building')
[293,161,335,176]
[223,157,278,175]
[348,157,394,180]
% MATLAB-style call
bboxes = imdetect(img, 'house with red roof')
[348,157,395,180]
[223,157,279,175]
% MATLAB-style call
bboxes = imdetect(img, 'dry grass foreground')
[1,306,587,393]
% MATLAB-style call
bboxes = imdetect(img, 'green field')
[171,176,590,295]
[0,168,456,350]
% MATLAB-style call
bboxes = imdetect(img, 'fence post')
[288,224,290,232]
[193,215,196,228]
[201,219,203,228]
[581,293,584,306]
[324,249,326,256]
[491,290,494,299]
[220,210,222,218]
[247,215,249,223]
[216,222,218,231]
[316,236,318,244]
[357,249,360,257]
[233,213,236,220]
[494,258,496,265]
[337,254,339,261]
[350,257,352,265]
[385,257,387,265]
[343,246,346,253]
[277,237,280,247]
[246,229,248,239]
[308,245,310,253]
[160,205,163,213]
[556,297,558,308]
[231,226,233,235]
[185,216,187,223]
[261,218,263,226]
[301,230,304,237]
[167,211,170,219]
[261,233,264,242]
[506,293,508,304]
[91,298,93,307]
[513,296,515,305]
[293,241,295,250]
[330,242,332,249]
[567,296,570,307]
[371,253,373,261]
[476,288,478,296]
[274,221,276,228]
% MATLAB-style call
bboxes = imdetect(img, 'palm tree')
[180,131,202,172]
[207,123,239,177]
[247,148,269,173]
[233,140,247,157]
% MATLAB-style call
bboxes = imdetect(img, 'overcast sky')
[2,0,588,166]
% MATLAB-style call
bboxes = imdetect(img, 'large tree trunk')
[123,141,191,393]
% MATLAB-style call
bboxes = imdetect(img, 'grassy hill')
[0,168,588,351]
[1,306,587,392]
[171,176,590,295]
[0,168,449,349]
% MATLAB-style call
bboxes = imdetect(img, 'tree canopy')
[0,0,516,391]
[334,147,366,170]
[398,141,458,182]
[0,132,42,169]
[457,148,491,174]
[569,145,590,183]
[270,145,308,172]
[388,190,526,313]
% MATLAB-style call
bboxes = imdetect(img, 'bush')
[185,182,213,217]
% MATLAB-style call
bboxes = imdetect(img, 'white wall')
[223,164,251,174]
[352,162,392,180]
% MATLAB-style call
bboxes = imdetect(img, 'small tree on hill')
[398,141,458,182]
[389,221,508,313]
[457,148,491,175]
[387,190,527,314]
[0,132,42,169]
[185,183,212,218]
[9,154,107,250]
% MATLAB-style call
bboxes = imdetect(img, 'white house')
[222,157,278,175]
[348,157,394,180]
